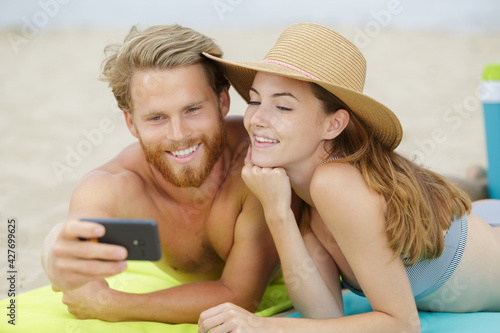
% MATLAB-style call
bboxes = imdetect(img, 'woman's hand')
[198,303,268,333]
[241,146,293,218]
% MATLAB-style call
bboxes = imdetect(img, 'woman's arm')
[206,151,420,332]
[200,163,420,333]
[265,209,343,318]
[199,304,417,333]
[309,163,420,332]
[241,156,343,318]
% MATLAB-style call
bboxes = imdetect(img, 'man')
[41,24,282,324]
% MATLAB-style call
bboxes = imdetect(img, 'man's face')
[127,65,229,188]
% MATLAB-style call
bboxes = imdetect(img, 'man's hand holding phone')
[45,219,129,292]
[44,218,161,292]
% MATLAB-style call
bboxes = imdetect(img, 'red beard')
[139,119,226,188]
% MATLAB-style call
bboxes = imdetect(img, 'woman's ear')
[323,109,350,140]
[123,110,139,138]
[218,87,231,118]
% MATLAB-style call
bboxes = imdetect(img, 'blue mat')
[286,292,500,332]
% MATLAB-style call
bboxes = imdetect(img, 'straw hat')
[203,22,402,150]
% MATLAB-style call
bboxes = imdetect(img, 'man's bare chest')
[145,192,242,282]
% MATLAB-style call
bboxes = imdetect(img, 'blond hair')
[311,83,471,265]
[101,24,229,113]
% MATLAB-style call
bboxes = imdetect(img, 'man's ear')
[323,109,350,140]
[218,87,230,118]
[123,110,139,138]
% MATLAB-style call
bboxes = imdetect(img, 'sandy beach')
[1,14,500,297]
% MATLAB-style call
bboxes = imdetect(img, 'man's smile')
[168,143,201,159]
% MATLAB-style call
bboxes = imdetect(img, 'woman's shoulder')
[310,161,384,212]
[311,161,363,193]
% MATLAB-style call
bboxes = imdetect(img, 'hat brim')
[203,52,402,150]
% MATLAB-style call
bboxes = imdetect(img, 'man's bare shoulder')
[76,144,151,199]
[96,143,147,173]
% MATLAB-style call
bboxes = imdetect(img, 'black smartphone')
[79,218,162,261]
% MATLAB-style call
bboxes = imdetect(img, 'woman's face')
[244,72,328,168]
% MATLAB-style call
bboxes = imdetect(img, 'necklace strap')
[321,156,340,165]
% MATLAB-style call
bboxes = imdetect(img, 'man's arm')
[41,170,131,291]
[63,193,280,323]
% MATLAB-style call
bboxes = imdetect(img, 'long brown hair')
[311,83,471,265]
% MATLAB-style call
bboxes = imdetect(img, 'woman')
[199,23,500,332]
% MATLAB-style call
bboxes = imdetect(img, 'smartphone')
[79,218,162,261]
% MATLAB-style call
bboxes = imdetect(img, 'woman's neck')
[286,156,324,207]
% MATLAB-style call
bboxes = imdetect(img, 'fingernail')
[95,225,105,237]
[117,248,127,258]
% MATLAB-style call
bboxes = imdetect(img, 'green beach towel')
[0,261,291,332]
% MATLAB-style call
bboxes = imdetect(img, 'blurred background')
[1,0,500,294]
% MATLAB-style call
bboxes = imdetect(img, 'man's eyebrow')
[249,87,298,101]
[140,99,206,118]
[141,110,163,118]
[183,99,205,110]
